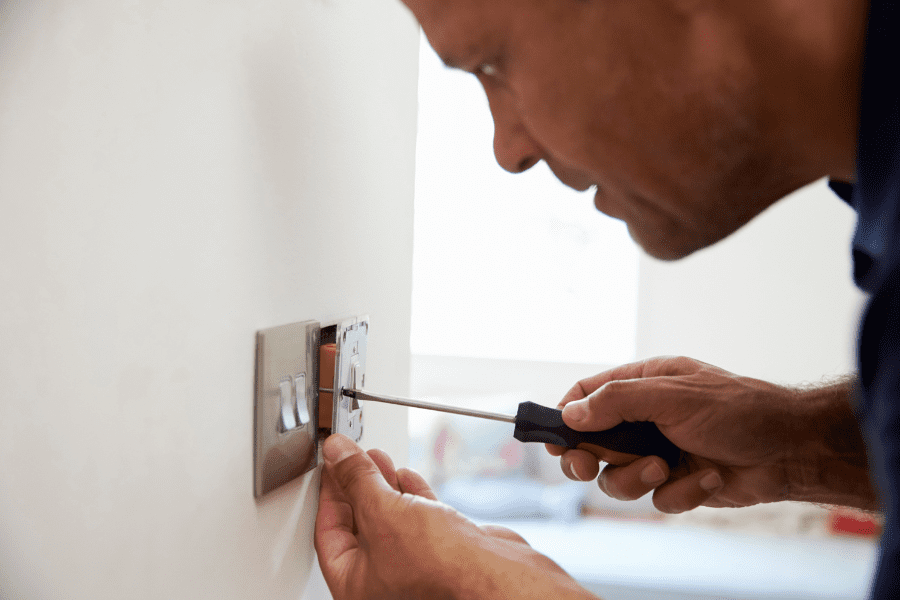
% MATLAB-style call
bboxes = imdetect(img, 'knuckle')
[561,378,594,406]
[596,379,626,400]
[332,453,380,493]
[648,355,676,370]
[668,356,696,372]
[572,380,590,400]
[367,448,390,464]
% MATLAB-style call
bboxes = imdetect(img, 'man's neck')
[735,0,869,182]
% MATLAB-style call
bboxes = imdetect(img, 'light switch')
[279,378,298,431]
[254,320,319,498]
[294,374,310,425]
[254,316,368,497]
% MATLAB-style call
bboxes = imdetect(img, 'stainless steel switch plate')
[330,315,368,442]
[254,320,320,498]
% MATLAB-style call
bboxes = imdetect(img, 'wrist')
[785,377,878,511]
[447,536,596,600]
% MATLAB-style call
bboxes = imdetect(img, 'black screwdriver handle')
[513,401,682,469]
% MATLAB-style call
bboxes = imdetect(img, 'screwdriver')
[341,388,682,469]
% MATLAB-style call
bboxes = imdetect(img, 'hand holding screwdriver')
[547,357,873,514]
[342,388,682,469]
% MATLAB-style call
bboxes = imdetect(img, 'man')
[315,0,899,598]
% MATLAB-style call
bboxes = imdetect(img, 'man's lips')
[557,176,594,192]
[547,163,594,192]
[563,179,594,192]
[592,185,619,218]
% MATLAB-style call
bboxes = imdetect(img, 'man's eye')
[477,63,499,77]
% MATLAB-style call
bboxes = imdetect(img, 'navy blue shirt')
[830,1,900,597]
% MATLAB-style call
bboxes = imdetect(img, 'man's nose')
[488,92,541,174]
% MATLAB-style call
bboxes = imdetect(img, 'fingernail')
[323,434,357,464]
[562,400,587,422]
[569,461,586,482]
[640,462,666,486]
[699,471,723,492]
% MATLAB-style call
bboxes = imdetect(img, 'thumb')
[323,434,395,513]
[561,378,670,432]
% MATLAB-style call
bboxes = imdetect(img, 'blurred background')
[408,32,877,600]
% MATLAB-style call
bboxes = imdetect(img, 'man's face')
[402,0,809,260]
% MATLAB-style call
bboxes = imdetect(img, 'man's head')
[401,0,866,259]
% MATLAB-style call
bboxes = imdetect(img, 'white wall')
[0,2,418,599]
[636,179,867,384]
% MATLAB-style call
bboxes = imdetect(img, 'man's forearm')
[786,376,879,511]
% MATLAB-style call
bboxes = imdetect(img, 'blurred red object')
[828,509,883,538]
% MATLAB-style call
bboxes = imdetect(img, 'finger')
[549,362,663,457]
[559,449,601,482]
[596,456,670,501]
[396,467,439,501]
[557,357,688,408]
[479,524,530,546]
[557,356,702,409]
[558,362,649,407]
[322,435,395,520]
[549,442,643,464]
[575,442,643,466]
[652,469,725,514]
[560,376,684,432]
[315,467,359,576]
[545,442,567,457]
[367,448,400,491]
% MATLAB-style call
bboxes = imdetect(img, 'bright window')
[410,33,639,365]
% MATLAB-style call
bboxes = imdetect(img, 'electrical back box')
[253,315,368,498]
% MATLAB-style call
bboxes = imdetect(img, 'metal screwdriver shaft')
[342,388,516,423]
[331,387,682,469]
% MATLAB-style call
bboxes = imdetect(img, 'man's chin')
[594,187,714,260]
[627,224,705,262]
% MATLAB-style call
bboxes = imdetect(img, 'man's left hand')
[315,434,595,600]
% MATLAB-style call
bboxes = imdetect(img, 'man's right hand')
[546,356,876,513]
